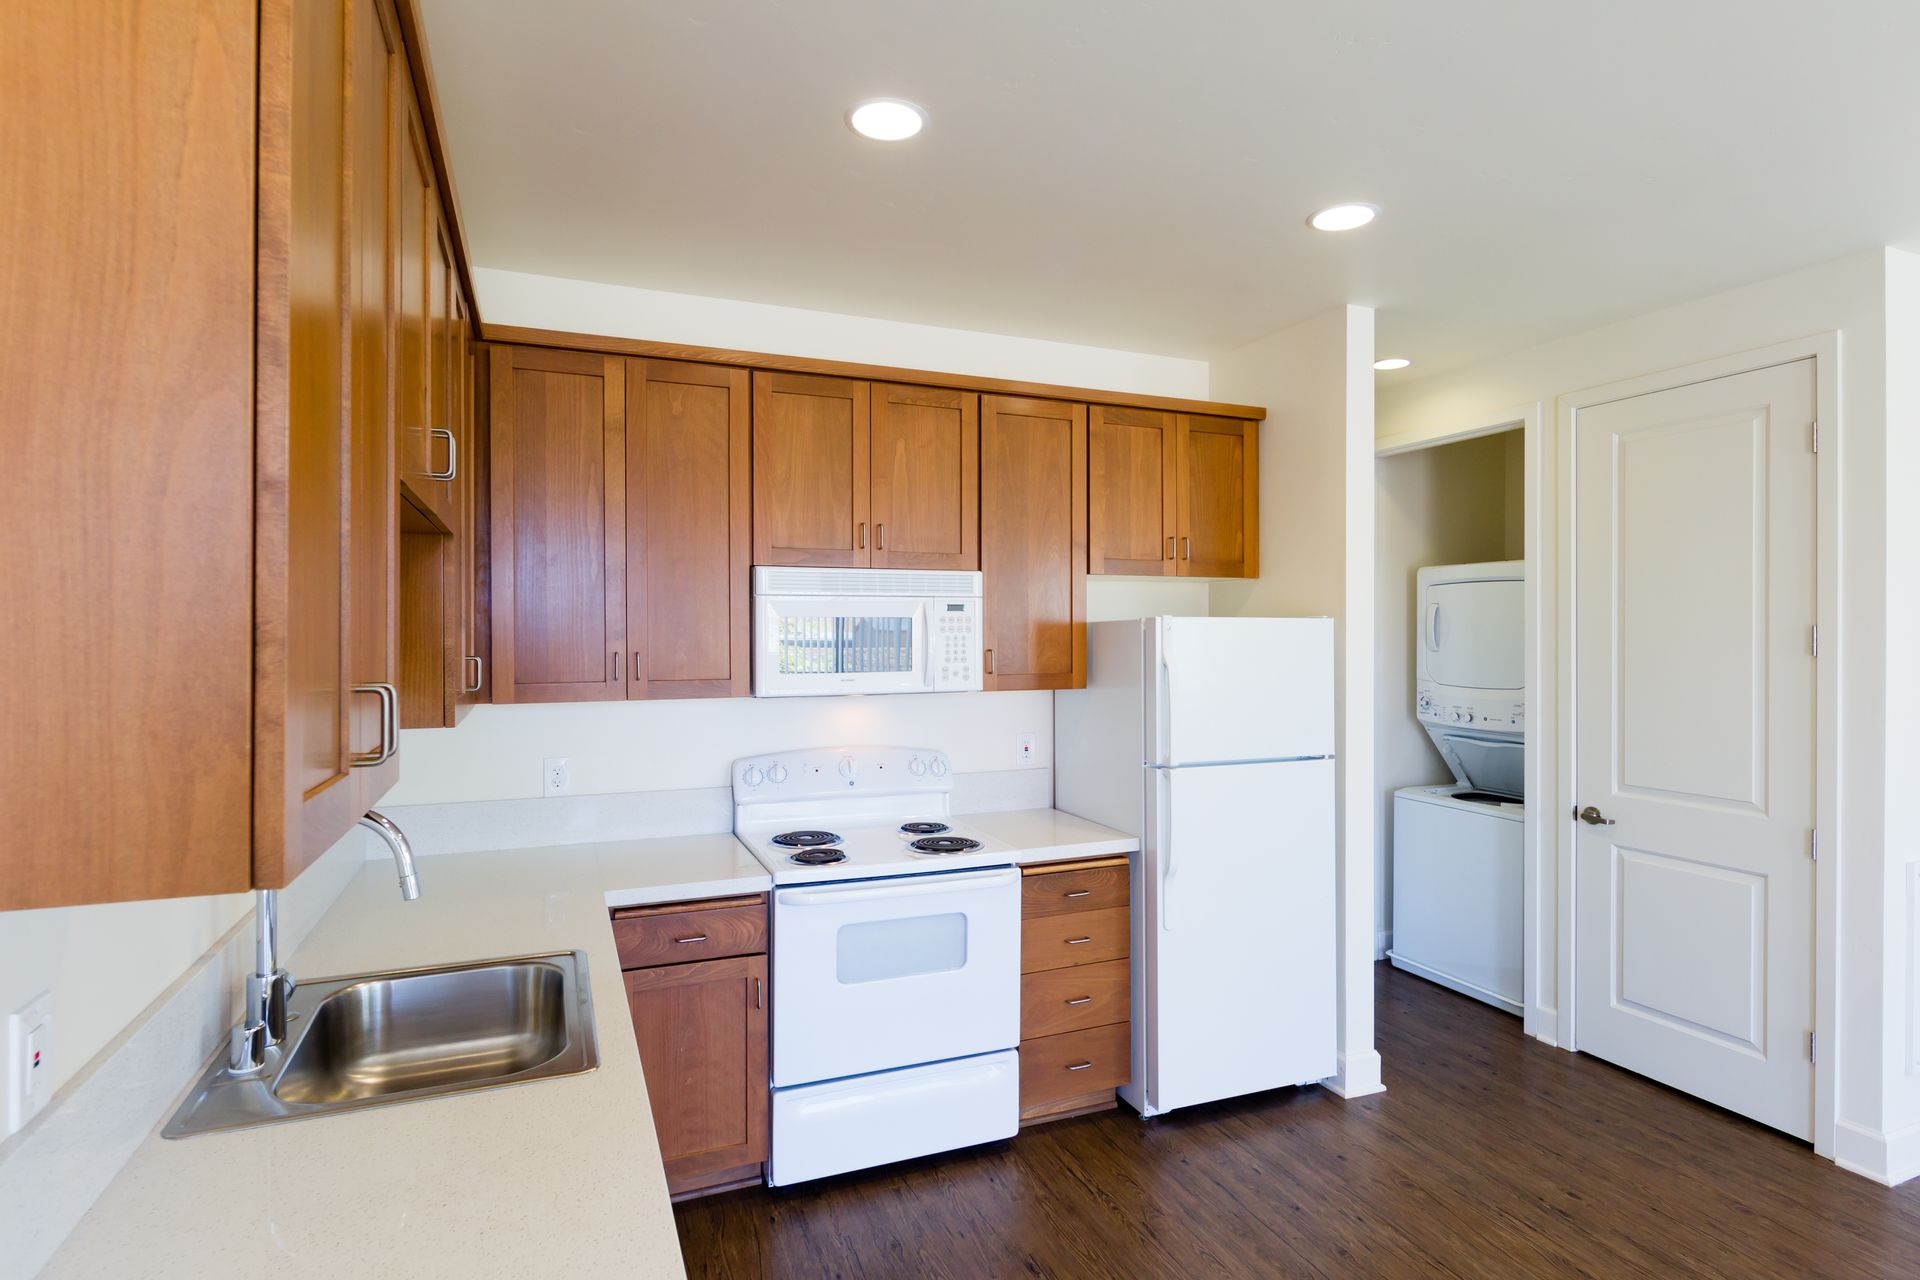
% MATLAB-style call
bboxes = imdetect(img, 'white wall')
[1378,248,1909,1180]
[1373,431,1522,954]
[1209,305,1380,1098]
[475,267,1211,400]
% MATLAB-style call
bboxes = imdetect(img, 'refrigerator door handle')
[1156,767,1175,932]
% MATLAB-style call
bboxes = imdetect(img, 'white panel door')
[1144,758,1335,1113]
[1572,359,1816,1139]
[1154,617,1334,765]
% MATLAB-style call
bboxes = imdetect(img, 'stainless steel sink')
[164,952,598,1138]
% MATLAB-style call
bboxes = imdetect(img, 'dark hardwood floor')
[675,963,1920,1278]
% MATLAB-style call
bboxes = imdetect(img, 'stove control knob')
[742,765,764,788]
[908,756,926,777]
[929,756,948,778]
[838,756,855,781]
[768,763,788,784]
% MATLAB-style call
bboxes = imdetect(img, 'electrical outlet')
[1016,732,1038,767]
[6,992,53,1136]
[543,757,570,796]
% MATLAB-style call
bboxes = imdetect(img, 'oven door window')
[836,913,967,984]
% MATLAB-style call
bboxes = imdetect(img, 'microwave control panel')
[932,598,982,692]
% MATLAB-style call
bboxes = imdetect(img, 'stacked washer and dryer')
[1389,560,1526,1014]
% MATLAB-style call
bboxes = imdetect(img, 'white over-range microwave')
[753,567,982,697]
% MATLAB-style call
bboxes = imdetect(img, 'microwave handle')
[915,599,931,687]
[780,867,1018,905]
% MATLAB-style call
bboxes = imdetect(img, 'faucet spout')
[359,809,421,901]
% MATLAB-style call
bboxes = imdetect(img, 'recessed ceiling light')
[1308,203,1379,232]
[1373,357,1412,371]
[847,99,927,142]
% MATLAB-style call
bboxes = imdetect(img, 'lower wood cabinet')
[616,895,770,1199]
[1017,857,1132,1124]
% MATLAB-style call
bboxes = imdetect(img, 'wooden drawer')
[1022,958,1129,1039]
[1021,862,1128,917]
[1020,1021,1131,1116]
[1022,905,1128,973]
[611,895,767,969]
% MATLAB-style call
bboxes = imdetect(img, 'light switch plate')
[6,992,53,1136]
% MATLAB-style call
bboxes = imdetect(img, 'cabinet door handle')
[674,934,708,944]
[1064,889,1091,899]
[348,683,397,767]
[876,522,885,550]
[612,650,620,681]
[428,428,456,481]
[1181,536,1191,561]
[1066,1060,1094,1071]
[755,977,763,1009]
[462,655,483,694]
[984,648,994,676]
[857,521,867,549]
[1065,936,1092,946]
[633,651,641,683]
[1065,996,1093,1006]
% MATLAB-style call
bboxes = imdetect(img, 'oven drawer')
[1022,958,1129,1039]
[612,897,767,969]
[1021,905,1128,972]
[1021,861,1128,917]
[769,1050,1017,1186]
[1019,1022,1131,1116]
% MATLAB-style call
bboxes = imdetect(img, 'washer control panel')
[1416,681,1524,732]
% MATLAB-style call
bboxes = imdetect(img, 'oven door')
[754,594,929,696]
[771,867,1020,1087]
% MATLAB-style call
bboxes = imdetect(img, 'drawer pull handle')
[674,934,708,944]
[1065,996,1093,1006]
[1064,890,1091,899]
[1066,1061,1094,1071]
[1066,936,1092,945]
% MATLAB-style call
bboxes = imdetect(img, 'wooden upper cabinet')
[869,384,979,570]
[627,359,751,699]
[394,93,454,531]
[489,347,627,703]
[752,372,871,567]
[624,954,769,1193]
[980,397,1087,691]
[1176,415,1259,578]
[1089,406,1178,576]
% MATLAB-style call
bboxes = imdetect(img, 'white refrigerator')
[1055,616,1336,1117]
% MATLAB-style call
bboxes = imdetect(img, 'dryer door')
[1420,578,1523,690]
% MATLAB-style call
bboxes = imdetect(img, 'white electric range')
[733,746,1022,1186]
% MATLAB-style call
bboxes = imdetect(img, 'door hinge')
[1809,828,1818,861]
[1810,624,1819,657]
[1810,420,1820,453]
[1809,1030,1818,1064]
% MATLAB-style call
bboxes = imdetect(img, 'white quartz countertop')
[964,808,1138,863]
[42,834,766,1280]
[46,815,1129,1278]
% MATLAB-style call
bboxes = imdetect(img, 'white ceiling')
[419,0,1920,376]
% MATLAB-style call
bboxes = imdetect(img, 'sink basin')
[164,952,598,1138]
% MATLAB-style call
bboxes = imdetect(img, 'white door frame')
[1555,334,1840,1158]
[1376,402,1554,1046]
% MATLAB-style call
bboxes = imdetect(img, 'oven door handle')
[779,868,1018,905]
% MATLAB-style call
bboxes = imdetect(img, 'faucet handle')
[264,969,295,1044]
[229,1020,266,1074]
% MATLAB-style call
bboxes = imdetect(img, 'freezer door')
[1151,617,1334,765]
[1141,758,1336,1114]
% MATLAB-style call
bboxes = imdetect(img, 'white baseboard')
[1523,1003,1560,1048]
[1834,1117,1920,1186]
[1374,928,1390,960]
[1323,1049,1385,1099]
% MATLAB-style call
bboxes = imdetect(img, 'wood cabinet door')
[624,955,769,1190]
[627,359,751,699]
[393,94,453,531]
[489,346,627,702]
[1089,406,1177,575]
[869,384,978,570]
[455,292,487,709]
[751,372,870,567]
[1175,415,1259,578]
[980,396,1086,690]
[1,0,258,908]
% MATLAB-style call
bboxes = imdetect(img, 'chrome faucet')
[227,809,421,1073]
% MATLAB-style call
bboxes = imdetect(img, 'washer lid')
[1432,731,1524,799]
